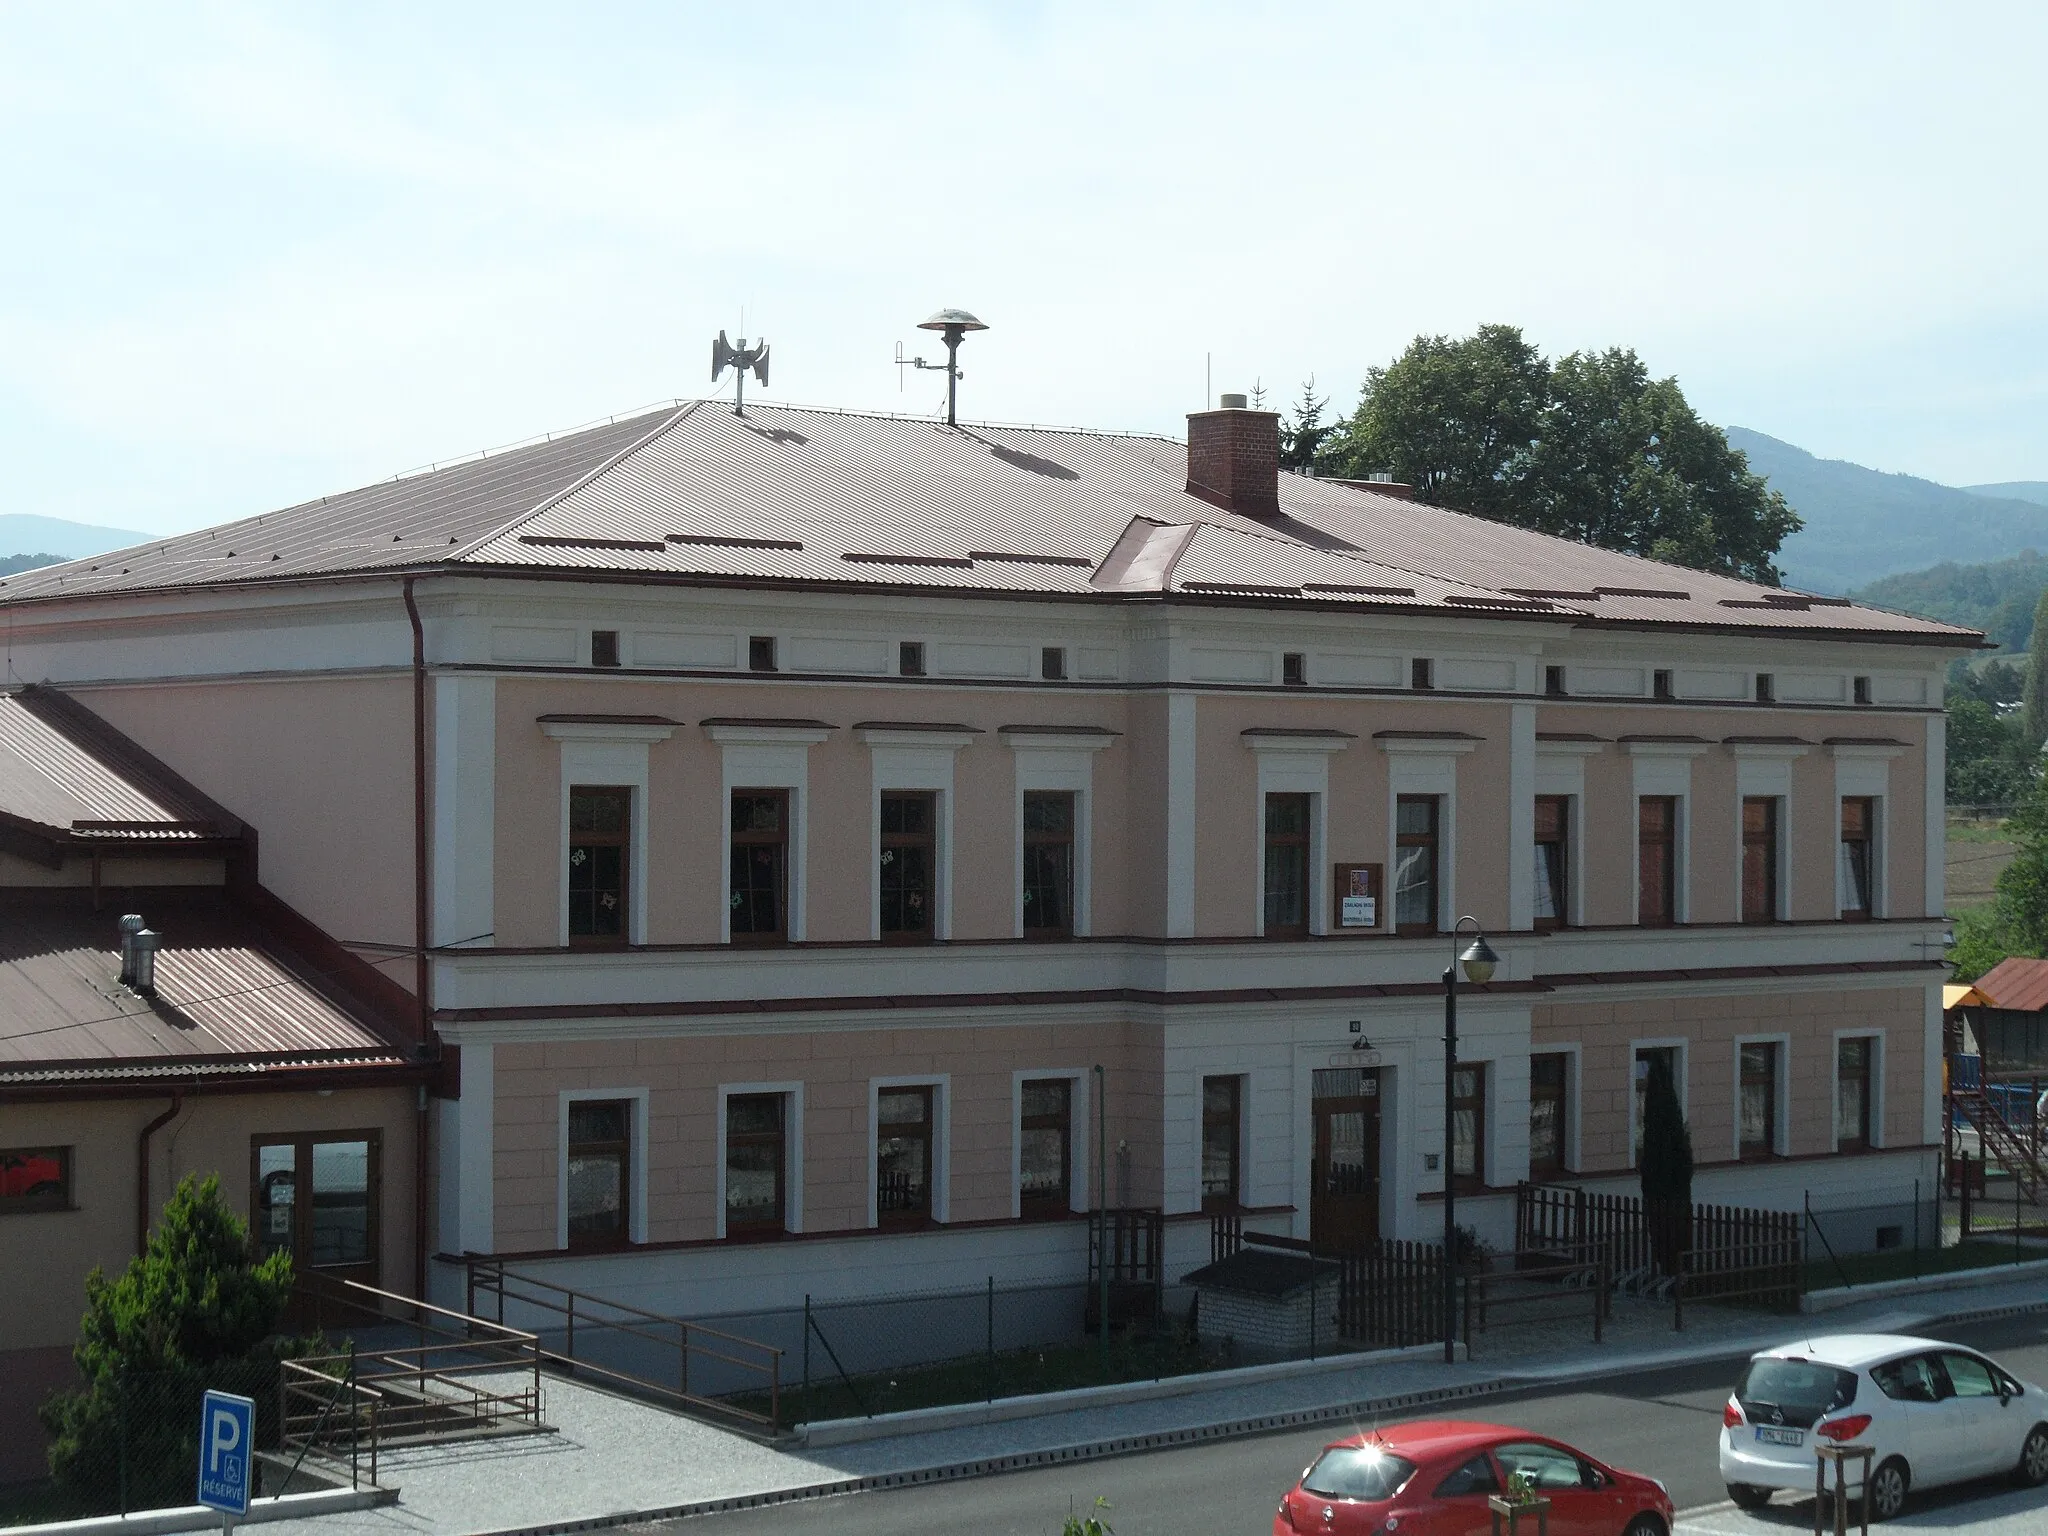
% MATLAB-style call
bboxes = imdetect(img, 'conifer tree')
[1638,1054,1695,1276]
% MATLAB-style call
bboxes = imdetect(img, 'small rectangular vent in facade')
[1853,676,1872,705]
[1410,658,1434,691]
[900,641,926,677]
[749,636,778,673]
[591,630,621,668]
[1544,665,1567,698]
[1755,673,1775,704]
[1653,670,1674,700]
[1282,652,1307,687]
[1041,647,1068,681]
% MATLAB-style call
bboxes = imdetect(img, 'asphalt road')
[643,1311,2048,1536]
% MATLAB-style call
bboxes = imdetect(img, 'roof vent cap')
[118,913,146,985]
[1218,392,1249,409]
[129,928,160,997]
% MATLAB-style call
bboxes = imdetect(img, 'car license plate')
[1756,1427,1804,1447]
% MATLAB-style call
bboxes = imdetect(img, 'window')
[879,791,937,942]
[729,789,790,943]
[899,641,926,676]
[1200,1075,1242,1210]
[568,787,631,943]
[1041,646,1067,681]
[724,1094,786,1237]
[1637,796,1677,926]
[254,1135,379,1269]
[1022,791,1076,939]
[1410,657,1435,691]
[1853,675,1872,705]
[1940,1352,2001,1399]
[1755,672,1775,703]
[1740,1042,1779,1159]
[1534,795,1570,930]
[590,630,621,668]
[1263,792,1311,937]
[748,635,777,672]
[1451,1064,1486,1191]
[1741,797,1780,923]
[565,1102,631,1249]
[0,1146,71,1214]
[1653,669,1674,700]
[1634,1046,1680,1160]
[1019,1078,1073,1218]
[877,1086,934,1226]
[1282,651,1307,687]
[1529,1054,1569,1180]
[1432,1455,1500,1499]
[1544,665,1567,697]
[1837,1037,1872,1152]
[1493,1443,1597,1492]
[1840,797,1875,920]
[1871,1354,1943,1403]
[1394,795,1440,934]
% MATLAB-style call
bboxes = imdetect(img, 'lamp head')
[917,307,988,335]
[1458,933,1500,985]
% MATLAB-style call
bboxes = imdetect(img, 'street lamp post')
[1443,916,1500,1366]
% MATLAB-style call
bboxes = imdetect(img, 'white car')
[1719,1333,2048,1520]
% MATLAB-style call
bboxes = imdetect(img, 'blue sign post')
[196,1389,255,1522]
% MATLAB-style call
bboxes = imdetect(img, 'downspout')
[136,1089,185,1252]
[404,578,432,1300]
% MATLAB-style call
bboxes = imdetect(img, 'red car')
[1275,1420,1674,1536]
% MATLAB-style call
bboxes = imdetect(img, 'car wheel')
[2019,1423,2048,1486]
[1621,1517,1665,1536]
[1726,1483,1771,1510]
[1866,1458,1909,1522]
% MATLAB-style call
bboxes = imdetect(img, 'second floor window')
[1840,797,1875,919]
[1638,796,1677,926]
[880,791,937,942]
[1022,791,1076,938]
[1451,1064,1486,1191]
[1201,1075,1242,1210]
[877,1086,934,1225]
[1533,795,1569,930]
[1019,1078,1073,1217]
[1740,1042,1778,1159]
[1741,797,1780,923]
[1528,1054,1568,1180]
[1263,793,1311,937]
[568,786,630,943]
[730,790,789,943]
[1394,795,1439,934]
[1837,1037,1872,1152]
[566,1100,631,1250]
[724,1094,786,1237]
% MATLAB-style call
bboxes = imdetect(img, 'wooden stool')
[1813,1443,1874,1536]
[1487,1494,1550,1536]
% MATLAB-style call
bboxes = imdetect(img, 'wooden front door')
[1311,1068,1381,1250]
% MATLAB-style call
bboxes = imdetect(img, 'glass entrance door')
[251,1133,380,1289]
[1311,1068,1381,1249]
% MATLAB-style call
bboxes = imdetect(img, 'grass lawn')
[1803,1239,2031,1292]
[1946,820,2014,843]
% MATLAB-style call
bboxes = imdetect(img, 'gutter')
[402,578,432,1299]
[136,1088,185,1251]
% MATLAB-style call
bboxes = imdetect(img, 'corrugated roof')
[0,401,1982,644]
[0,685,240,842]
[1967,956,2048,1013]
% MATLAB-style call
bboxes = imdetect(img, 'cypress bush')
[1638,1055,1695,1276]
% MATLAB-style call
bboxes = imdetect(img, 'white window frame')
[713,1081,804,1239]
[1195,1069,1252,1213]
[707,722,831,943]
[1628,1037,1690,1170]
[1732,743,1807,921]
[556,1086,650,1249]
[1378,735,1478,932]
[1625,741,1705,925]
[1248,731,1350,936]
[1535,740,1602,930]
[1005,730,1115,938]
[867,1073,951,1227]
[542,718,676,946]
[1010,1067,1090,1218]
[861,726,977,941]
[1832,742,1902,919]
[1832,1028,1887,1151]
[1731,1032,1792,1160]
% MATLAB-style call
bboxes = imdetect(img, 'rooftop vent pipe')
[118,913,146,985]
[130,929,160,997]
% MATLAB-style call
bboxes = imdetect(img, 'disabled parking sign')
[196,1389,255,1518]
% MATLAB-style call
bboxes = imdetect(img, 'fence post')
[2019,1169,2026,1265]
[348,1338,360,1492]
[116,1370,128,1515]
[802,1294,811,1429]
[1912,1178,1920,1280]
[985,1276,995,1404]
[1961,1152,1973,1238]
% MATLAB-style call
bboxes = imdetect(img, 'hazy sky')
[3,2,2043,537]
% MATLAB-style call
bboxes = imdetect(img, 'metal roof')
[1967,956,2048,1013]
[0,685,240,843]
[0,400,1981,644]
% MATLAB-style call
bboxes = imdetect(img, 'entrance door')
[253,1133,382,1322]
[1311,1068,1381,1249]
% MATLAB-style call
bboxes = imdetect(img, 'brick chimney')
[1185,395,1281,519]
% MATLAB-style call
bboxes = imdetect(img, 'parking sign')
[196,1389,255,1517]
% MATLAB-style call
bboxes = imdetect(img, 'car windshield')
[1737,1357,1858,1429]
[1302,1446,1418,1501]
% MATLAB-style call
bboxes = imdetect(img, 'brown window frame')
[564,1101,633,1251]
[729,788,790,945]
[877,1084,936,1228]
[568,785,632,945]
[1451,1063,1487,1193]
[1018,1078,1074,1219]
[1739,1041,1779,1160]
[1637,796,1678,927]
[1741,796,1781,924]
[1201,1075,1243,1212]
[1534,794,1570,932]
[879,790,938,944]
[1394,794,1441,936]
[0,1145,72,1215]
[723,1093,787,1239]
[251,1130,383,1271]
[1528,1054,1569,1181]
[1263,792,1312,939]
[1022,790,1077,940]
[1837,1037,1873,1153]
[1840,797,1875,920]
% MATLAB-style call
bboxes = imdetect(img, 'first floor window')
[1740,1042,1779,1159]
[1534,795,1569,930]
[566,1100,632,1248]
[1528,1054,1568,1180]
[1019,1078,1073,1217]
[1840,798,1875,919]
[0,1146,71,1214]
[730,789,789,942]
[1742,796,1780,923]
[1634,1046,1680,1161]
[880,791,937,942]
[877,1086,934,1225]
[1263,792,1310,937]
[1394,794,1440,934]
[568,786,630,942]
[253,1134,378,1269]
[1452,1064,1486,1191]
[1837,1038,1872,1152]
[724,1094,786,1237]
[1638,797,1677,926]
[1022,791,1077,938]
[1201,1075,1242,1210]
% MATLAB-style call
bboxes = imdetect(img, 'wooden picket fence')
[1208,1218,1447,1349]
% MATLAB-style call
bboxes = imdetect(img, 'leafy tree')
[2024,587,2048,750]
[1279,376,1331,473]
[40,1174,300,1512]
[1638,1053,1694,1276]
[1947,697,2034,806]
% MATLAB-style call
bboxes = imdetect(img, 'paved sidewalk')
[1676,1481,2048,1535]
[242,1273,2048,1536]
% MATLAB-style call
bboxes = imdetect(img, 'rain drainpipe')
[403,578,431,1301]
[137,1089,185,1252]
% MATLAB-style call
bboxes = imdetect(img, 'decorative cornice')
[539,714,678,744]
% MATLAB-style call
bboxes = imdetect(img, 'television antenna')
[894,307,988,426]
[711,331,771,416]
